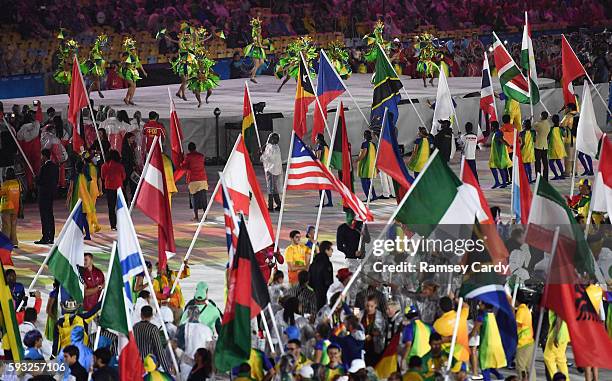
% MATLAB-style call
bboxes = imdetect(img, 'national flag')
[35,102,43,123]
[371,44,402,126]
[0,261,23,361]
[329,103,353,191]
[221,174,240,267]
[242,83,258,154]
[394,151,479,237]
[405,319,431,358]
[460,273,517,363]
[135,140,176,271]
[431,69,456,133]
[460,157,509,268]
[591,136,612,217]
[47,200,85,303]
[293,55,316,139]
[215,217,271,372]
[376,109,413,190]
[115,189,145,309]
[492,33,530,104]
[214,135,274,252]
[607,82,612,123]
[526,178,612,368]
[287,135,373,221]
[479,53,498,139]
[99,243,145,381]
[68,56,89,153]
[374,332,400,379]
[248,348,273,381]
[0,232,14,266]
[511,132,532,225]
[575,81,603,157]
[168,92,186,182]
[520,12,540,105]
[313,51,346,143]
[561,35,586,106]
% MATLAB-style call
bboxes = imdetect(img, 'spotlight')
[488,46,493,52]
[504,40,508,45]
[253,102,266,114]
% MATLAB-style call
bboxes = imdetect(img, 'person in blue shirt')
[23,330,45,360]
[330,315,365,368]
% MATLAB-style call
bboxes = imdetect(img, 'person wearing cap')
[318,343,346,381]
[52,298,100,356]
[400,306,431,367]
[285,230,311,286]
[433,120,454,163]
[180,281,222,333]
[176,305,214,378]
[347,359,367,377]
[336,211,369,262]
[296,364,314,381]
[326,268,353,304]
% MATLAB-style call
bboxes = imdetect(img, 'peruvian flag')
[591,136,612,217]
[168,90,186,182]
[67,56,89,153]
[214,135,274,252]
[135,139,176,271]
[561,35,586,106]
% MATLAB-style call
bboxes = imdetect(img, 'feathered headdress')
[122,37,136,51]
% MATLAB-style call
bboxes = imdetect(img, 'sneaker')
[378,195,389,200]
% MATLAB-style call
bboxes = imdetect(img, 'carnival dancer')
[165,22,194,101]
[81,34,108,98]
[52,29,78,86]
[415,32,437,87]
[244,17,273,84]
[118,37,147,105]
[363,20,391,62]
[275,36,317,93]
[324,40,352,79]
[188,28,220,107]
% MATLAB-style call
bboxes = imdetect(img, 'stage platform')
[4,74,610,160]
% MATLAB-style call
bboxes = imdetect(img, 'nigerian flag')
[47,200,85,303]
[394,151,479,236]
[521,12,540,105]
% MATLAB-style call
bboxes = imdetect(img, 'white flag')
[576,81,603,157]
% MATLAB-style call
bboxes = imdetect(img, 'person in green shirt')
[180,281,222,333]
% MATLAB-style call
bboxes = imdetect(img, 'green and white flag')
[520,12,540,105]
[47,200,85,303]
[394,151,479,237]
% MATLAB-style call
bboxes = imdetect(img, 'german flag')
[293,55,316,139]
[242,84,257,155]
[0,261,23,361]
[214,217,271,372]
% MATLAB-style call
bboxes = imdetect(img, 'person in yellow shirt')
[152,260,190,318]
[543,311,570,380]
[0,168,21,246]
[515,292,535,381]
[284,230,311,285]
[402,356,425,381]
[585,283,604,381]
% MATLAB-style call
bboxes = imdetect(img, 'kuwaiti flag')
[492,32,530,104]
[215,135,274,252]
[99,242,145,381]
[520,12,540,105]
[576,81,603,158]
[394,150,479,237]
[591,136,612,217]
[561,35,586,106]
[47,200,86,303]
[526,177,612,368]
[479,53,498,141]
[115,188,145,309]
[312,50,346,143]
[511,132,532,225]
[376,108,413,190]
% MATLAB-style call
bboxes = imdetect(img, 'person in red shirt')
[142,111,166,162]
[181,142,208,221]
[101,150,126,230]
[82,253,105,312]
[106,61,128,90]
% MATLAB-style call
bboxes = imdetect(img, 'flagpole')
[320,50,370,124]
[510,128,518,223]
[129,135,158,214]
[562,35,612,115]
[569,148,579,197]
[267,303,284,353]
[443,297,464,381]
[377,43,427,128]
[92,241,117,353]
[524,12,535,120]
[528,225,560,381]
[259,308,276,354]
[312,100,341,262]
[18,199,84,311]
[273,131,295,253]
[300,52,332,140]
[2,116,35,176]
[170,134,243,294]
[245,81,263,149]
[329,150,442,317]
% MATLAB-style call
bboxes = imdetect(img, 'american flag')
[287,135,373,221]
[220,174,240,268]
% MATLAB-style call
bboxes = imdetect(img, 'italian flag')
[99,248,145,381]
[492,32,530,104]
[242,83,258,155]
[520,12,540,105]
[47,200,85,303]
[394,150,479,237]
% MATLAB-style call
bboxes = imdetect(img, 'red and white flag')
[287,135,373,221]
[168,90,186,181]
[479,53,497,141]
[68,56,89,153]
[561,35,586,106]
[591,136,612,217]
[135,140,176,271]
[215,135,274,252]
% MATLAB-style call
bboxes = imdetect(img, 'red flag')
[561,35,586,106]
[35,102,43,123]
[293,57,316,139]
[68,56,89,153]
[135,140,176,271]
[169,96,186,182]
[119,333,145,381]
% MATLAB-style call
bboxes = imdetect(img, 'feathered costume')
[416,32,438,78]
[363,20,391,62]
[81,34,108,78]
[187,28,220,93]
[324,40,352,79]
[118,37,142,82]
[170,23,195,78]
[53,29,79,85]
[244,18,273,60]
[275,36,317,80]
